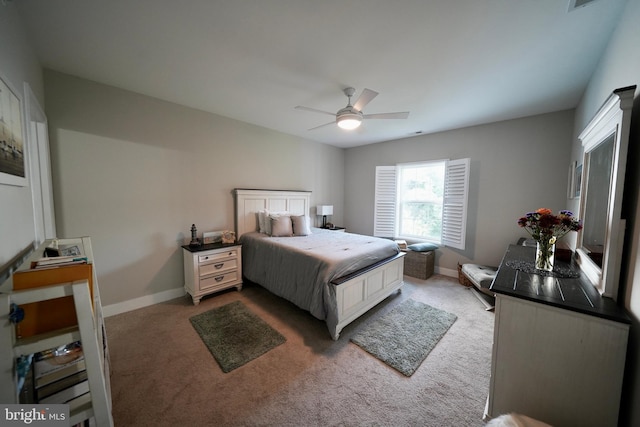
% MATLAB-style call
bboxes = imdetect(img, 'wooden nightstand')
[182,242,242,305]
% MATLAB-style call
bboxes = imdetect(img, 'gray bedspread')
[239,228,400,325]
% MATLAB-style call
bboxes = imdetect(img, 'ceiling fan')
[295,87,409,131]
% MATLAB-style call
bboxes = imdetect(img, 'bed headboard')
[234,189,311,237]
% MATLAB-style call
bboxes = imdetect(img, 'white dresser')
[486,245,630,427]
[182,243,242,305]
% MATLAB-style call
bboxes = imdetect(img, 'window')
[397,161,445,241]
[374,158,470,250]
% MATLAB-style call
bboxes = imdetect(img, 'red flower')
[517,208,582,242]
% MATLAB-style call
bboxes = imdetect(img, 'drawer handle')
[228,252,234,256]
[215,276,224,282]
[214,263,224,269]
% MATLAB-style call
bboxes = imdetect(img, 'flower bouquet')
[517,208,582,271]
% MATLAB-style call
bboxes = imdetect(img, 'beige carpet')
[105,275,494,426]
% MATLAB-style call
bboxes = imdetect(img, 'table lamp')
[316,205,333,228]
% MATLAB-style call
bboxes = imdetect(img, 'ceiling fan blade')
[363,112,410,120]
[295,105,336,117]
[352,88,378,111]
[308,121,336,131]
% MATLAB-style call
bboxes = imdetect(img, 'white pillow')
[270,215,293,237]
[291,215,312,236]
[258,210,269,234]
[265,211,289,235]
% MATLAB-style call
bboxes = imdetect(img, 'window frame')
[396,160,446,242]
[374,158,469,250]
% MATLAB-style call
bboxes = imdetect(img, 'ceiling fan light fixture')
[297,87,408,132]
[336,112,362,130]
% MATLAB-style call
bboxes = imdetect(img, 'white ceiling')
[16,0,627,148]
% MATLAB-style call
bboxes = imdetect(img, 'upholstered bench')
[402,242,436,280]
[460,263,497,310]
[460,263,497,292]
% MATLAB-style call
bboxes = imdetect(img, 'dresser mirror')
[576,86,635,301]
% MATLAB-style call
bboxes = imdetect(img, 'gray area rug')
[351,299,457,376]
[190,300,286,373]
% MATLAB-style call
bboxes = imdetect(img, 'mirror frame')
[576,86,635,301]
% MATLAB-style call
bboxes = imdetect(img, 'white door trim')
[24,83,56,243]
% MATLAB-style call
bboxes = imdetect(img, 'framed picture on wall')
[567,161,576,199]
[0,73,28,186]
[574,163,582,198]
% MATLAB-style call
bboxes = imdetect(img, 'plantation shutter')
[442,158,470,249]
[374,166,397,238]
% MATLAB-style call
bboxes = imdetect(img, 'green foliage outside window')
[398,162,445,241]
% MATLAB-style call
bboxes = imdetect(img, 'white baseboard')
[435,266,457,278]
[102,287,186,317]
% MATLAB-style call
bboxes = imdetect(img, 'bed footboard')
[329,252,405,340]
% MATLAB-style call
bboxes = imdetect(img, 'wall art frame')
[573,163,582,199]
[567,161,576,199]
[0,72,28,187]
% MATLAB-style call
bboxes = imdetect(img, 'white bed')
[234,189,405,340]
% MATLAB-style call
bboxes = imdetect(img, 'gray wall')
[0,4,43,270]
[344,110,575,273]
[43,70,345,309]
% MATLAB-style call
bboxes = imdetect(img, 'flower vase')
[535,238,555,271]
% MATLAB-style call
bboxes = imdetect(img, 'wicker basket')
[457,263,473,287]
[403,250,435,280]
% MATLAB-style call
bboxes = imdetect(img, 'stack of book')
[20,342,91,409]
[30,256,88,270]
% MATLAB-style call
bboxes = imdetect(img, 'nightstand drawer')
[201,271,240,290]
[199,249,238,264]
[200,258,238,277]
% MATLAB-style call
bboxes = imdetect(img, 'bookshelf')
[0,237,113,426]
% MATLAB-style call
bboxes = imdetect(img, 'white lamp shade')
[316,205,333,216]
